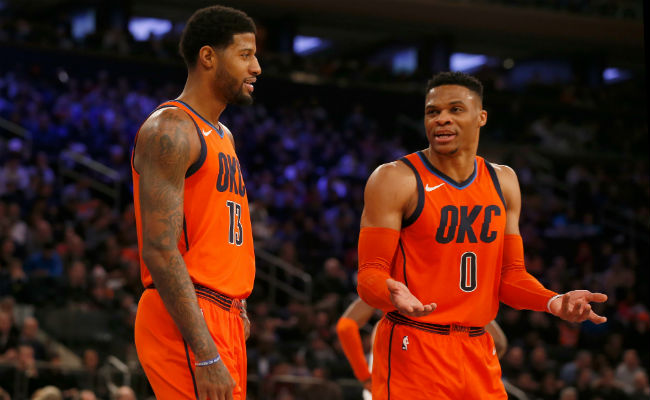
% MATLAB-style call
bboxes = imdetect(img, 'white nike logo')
[201,129,212,137]
[425,183,445,192]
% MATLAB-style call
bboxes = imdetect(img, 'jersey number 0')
[459,252,477,292]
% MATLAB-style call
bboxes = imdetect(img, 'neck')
[177,73,227,125]
[424,147,476,183]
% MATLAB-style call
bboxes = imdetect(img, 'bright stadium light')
[450,53,488,73]
[602,67,632,84]
[293,35,330,56]
[128,17,173,41]
[392,47,417,75]
[71,9,96,40]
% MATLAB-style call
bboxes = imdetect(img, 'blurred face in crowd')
[0,311,11,333]
[80,391,97,400]
[22,317,38,339]
[17,344,35,368]
[424,85,487,157]
[83,349,99,370]
[211,33,261,106]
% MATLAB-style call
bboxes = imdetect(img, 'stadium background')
[0,0,647,399]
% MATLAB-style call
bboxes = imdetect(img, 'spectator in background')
[618,349,647,395]
[31,385,63,400]
[115,386,137,400]
[313,258,350,302]
[0,309,19,359]
[626,311,650,368]
[0,343,47,398]
[593,365,629,400]
[74,348,108,399]
[79,390,97,400]
[20,316,47,361]
[560,349,592,386]
[23,241,63,279]
[558,386,578,400]
[631,371,650,400]
[0,140,29,198]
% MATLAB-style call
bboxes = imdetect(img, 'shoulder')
[135,107,199,168]
[487,162,520,205]
[364,160,417,210]
[140,107,195,140]
[220,123,236,147]
[488,162,517,184]
[366,160,416,189]
[136,107,197,152]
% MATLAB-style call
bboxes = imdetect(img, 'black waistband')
[146,283,235,311]
[386,312,485,337]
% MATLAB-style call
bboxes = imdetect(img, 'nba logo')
[402,336,409,351]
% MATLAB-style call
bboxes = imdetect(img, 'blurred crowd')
[0,0,643,94]
[1,14,649,400]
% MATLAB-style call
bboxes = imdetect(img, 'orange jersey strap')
[336,317,371,382]
[357,227,400,312]
[499,234,557,312]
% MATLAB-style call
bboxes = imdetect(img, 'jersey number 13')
[226,200,243,246]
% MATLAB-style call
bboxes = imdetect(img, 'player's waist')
[146,283,245,312]
[386,311,485,337]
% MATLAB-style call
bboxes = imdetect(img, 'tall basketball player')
[131,6,260,400]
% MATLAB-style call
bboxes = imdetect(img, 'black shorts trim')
[146,283,235,311]
[386,320,396,400]
[386,312,485,337]
[184,339,200,400]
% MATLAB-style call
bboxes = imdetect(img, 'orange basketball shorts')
[134,286,247,400]
[371,313,506,400]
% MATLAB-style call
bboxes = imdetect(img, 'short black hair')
[179,5,256,68]
[426,71,484,102]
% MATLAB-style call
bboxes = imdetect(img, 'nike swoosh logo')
[425,183,445,192]
[202,129,212,137]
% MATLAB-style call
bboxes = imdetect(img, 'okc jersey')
[392,152,506,327]
[132,100,255,298]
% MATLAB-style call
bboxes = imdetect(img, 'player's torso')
[132,100,255,298]
[393,152,506,326]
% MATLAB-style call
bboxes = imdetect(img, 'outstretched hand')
[549,290,608,324]
[387,279,437,317]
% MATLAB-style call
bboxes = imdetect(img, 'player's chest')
[416,184,506,245]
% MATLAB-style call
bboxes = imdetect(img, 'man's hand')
[240,309,251,340]
[195,359,236,400]
[387,279,436,317]
[549,290,608,324]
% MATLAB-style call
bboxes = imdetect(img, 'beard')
[215,65,253,106]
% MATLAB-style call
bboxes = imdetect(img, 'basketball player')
[131,6,260,400]
[336,298,507,399]
[356,71,607,399]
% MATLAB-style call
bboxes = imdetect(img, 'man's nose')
[436,110,452,124]
[251,56,261,76]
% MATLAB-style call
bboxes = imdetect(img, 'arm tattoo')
[137,109,218,360]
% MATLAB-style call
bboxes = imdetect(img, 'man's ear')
[479,110,487,127]
[198,45,217,69]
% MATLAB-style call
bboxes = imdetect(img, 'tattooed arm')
[134,108,235,400]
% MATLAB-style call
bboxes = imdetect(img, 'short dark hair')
[426,71,484,102]
[179,5,256,68]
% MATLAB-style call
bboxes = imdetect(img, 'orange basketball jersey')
[132,100,255,298]
[393,152,506,327]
